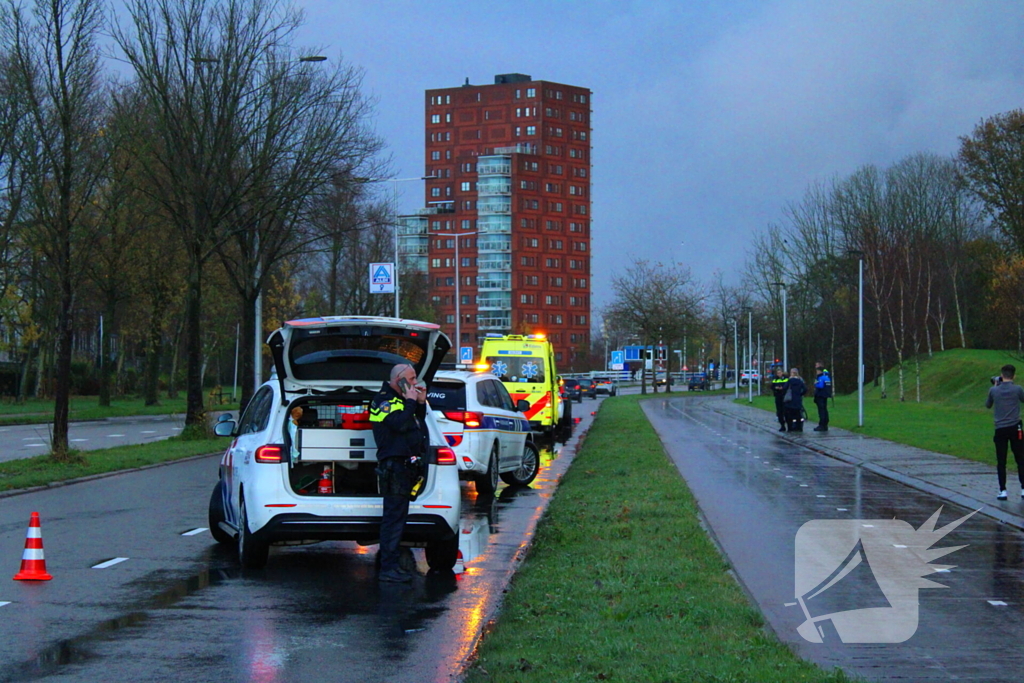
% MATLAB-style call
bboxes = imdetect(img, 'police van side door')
[492,379,528,467]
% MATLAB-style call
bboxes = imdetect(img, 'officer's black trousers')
[774,398,786,427]
[815,396,829,427]
[377,456,414,574]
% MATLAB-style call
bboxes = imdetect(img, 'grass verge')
[0,437,223,493]
[464,394,849,683]
[0,396,240,425]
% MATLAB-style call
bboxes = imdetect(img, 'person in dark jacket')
[813,363,832,432]
[369,363,426,583]
[784,368,806,432]
[771,367,789,431]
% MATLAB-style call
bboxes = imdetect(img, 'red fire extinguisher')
[318,465,333,495]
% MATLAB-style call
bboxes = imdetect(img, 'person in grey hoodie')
[986,364,1024,500]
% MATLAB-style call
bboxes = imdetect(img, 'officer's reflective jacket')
[369,382,427,460]
[814,370,833,399]
[771,376,789,399]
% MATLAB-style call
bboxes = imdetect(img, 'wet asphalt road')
[0,416,187,463]
[0,407,595,683]
[645,396,1024,682]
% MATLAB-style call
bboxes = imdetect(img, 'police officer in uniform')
[771,366,789,431]
[813,362,832,432]
[369,363,427,583]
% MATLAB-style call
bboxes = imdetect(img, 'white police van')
[208,316,461,571]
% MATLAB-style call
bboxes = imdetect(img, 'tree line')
[0,0,428,459]
[603,109,1024,397]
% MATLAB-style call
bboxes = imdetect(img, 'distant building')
[400,74,592,369]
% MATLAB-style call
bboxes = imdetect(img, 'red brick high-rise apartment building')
[398,73,592,369]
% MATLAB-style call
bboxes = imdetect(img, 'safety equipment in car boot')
[318,465,334,495]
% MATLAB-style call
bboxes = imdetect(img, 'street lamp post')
[442,230,478,351]
[732,318,739,399]
[847,250,865,427]
[747,309,753,404]
[772,282,788,371]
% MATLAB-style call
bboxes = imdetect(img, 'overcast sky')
[293,0,1024,310]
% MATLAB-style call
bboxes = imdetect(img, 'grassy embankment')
[464,394,850,683]
[0,436,224,493]
[742,348,1019,466]
[0,395,240,425]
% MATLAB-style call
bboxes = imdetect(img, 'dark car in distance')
[688,373,710,391]
[578,378,598,399]
[562,378,584,403]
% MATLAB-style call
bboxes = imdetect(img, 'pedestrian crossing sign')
[369,262,395,293]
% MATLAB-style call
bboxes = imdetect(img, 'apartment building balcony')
[477,238,511,253]
[492,144,537,155]
[477,154,511,176]
[477,315,511,331]
[478,198,511,214]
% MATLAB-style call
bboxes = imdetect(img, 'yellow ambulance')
[478,333,569,434]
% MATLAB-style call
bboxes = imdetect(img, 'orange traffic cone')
[453,549,465,575]
[13,512,52,581]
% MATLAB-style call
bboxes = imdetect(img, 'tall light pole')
[848,250,865,427]
[747,309,753,404]
[732,318,739,399]
[772,282,788,371]
[442,230,478,351]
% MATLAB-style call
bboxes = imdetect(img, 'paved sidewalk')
[706,396,1024,531]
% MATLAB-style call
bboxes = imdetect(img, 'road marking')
[816,494,826,498]
[92,557,129,569]
[773,468,781,471]
[171,427,181,431]
[836,508,848,511]
[862,524,875,528]
[935,568,951,573]
[181,528,208,536]
[893,544,907,548]
[0,601,10,608]
[24,443,45,447]
[107,434,126,438]
[989,600,1008,606]
[799,484,808,487]
[22,437,37,441]
[784,602,797,606]
[71,439,88,442]
[141,430,156,434]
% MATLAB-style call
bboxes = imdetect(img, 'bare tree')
[3,0,110,459]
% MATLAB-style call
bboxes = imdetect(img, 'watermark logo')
[789,507,976,644]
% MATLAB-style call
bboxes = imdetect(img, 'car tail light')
[436,447,457,465]
[443,410,483,428]
[255,444,284,463]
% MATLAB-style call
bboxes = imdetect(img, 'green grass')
[741,348,1022,467]
[0,437,224,492]
[0,395,240,425]
[464,394,850,683]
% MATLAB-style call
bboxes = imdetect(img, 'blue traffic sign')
[460,346,474,363]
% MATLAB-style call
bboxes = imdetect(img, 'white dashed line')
[773,468,781,471]
[816,494,826,498]
[0,601,10,608]
[92,557,129,569]
[989,600,1008,607]
[836,508,848,512]
[21,437,36,441]
[24,443,45,447]
[107,434,126,438]
[862,524,875,528]
[935,568,951,573]
[893,544,907,548]
[799,484,808,487]
[141,431,156,434]
[786,475,793,479]
[71,439,88,442]
[181,528,208,536]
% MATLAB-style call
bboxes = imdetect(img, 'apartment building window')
[462,162,475,172]
[526,125,536,136]
[431,187,440,197]
[523,274,539,285]
[445,113,451,123]
[465,276,473,286]
[444,239,454,248]
[432,295,441,303]
[526,87,536,97]
[575,205,587,215]
[461,181,472,192]
[515,89,521,99]
[550,276,564,287]
[550,164,563,174]
[551,202,563,212]
[520,294,535,304]
[524,199,539,210]
[461,219,471,230]
[579,131,588,141]
[573,241,587,251]
[445,186,452,197]
[446,277,454,286]
[431,259,441,268]
[549,239,563,250]
[576,315,588,325]
[573,167,588,178]
[551,314,563,324]
[514,126,521,137]
[430,114,440,124]
[445,315,455,324]
[521,256,536,267]
[461,295,471,305]
[431,151,441,160]
[461,237,474,248]
[463,200,473,210]
[446,149,452,160]
[545,258,561,268]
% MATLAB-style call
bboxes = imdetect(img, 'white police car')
[207,316,461,571]
[427,370,539,496]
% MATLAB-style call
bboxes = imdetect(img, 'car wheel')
[476,444,500,497]
[501,441,539,487]
[425,534,459,572]
[208,480,233,545]
[237,493,269,570]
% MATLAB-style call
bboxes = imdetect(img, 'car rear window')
[289,327,429,381]
[427,381,466,410]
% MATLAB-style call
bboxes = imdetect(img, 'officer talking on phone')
[369,362,428,583]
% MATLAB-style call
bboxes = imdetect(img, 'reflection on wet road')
[645,397,1024,682]
[0,432,580,683]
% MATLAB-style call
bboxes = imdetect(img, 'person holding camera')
[369,363,427,582]
[986,364,1024,501]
